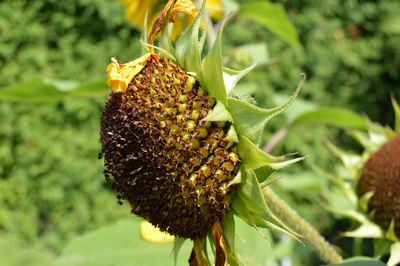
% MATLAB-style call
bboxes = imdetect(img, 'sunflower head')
[320,96,400,265]
[100,1,303,264]
[357,134,400,238]
[101,54,240,239]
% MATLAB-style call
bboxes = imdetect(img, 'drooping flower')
[319,97,400,266]
[100,1,303,264]
[120,0,222,38]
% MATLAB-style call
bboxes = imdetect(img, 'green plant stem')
[263,187,343,264]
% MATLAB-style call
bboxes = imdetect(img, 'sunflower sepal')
[223,64,257,94]
[202,101,234,123]
[391,95,400,132]
[201,16,228,104]
[227,76,303,145]
[174,1,205,76]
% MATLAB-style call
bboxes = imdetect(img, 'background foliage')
[0,0,399,265]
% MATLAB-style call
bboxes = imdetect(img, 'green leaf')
[391,95,400,132]
[0,78,108,102]
[323,257,386,266]
[56,219,192,266]
[0,234,54,266]
[289,107,369,130]
[238,1,300,47]
[202,101,234,123]
[201,16,228,104]
[228,74,304,144]
[174,3,204,76]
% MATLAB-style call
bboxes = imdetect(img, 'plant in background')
[99,0,344,265]
[318,97,400,266]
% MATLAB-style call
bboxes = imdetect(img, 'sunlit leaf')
[323,256,386,266]
[238,1,299,47]
[0,78,108,102]
[289,107,368,130]
[56,219,192,266]
[0,234,54,266]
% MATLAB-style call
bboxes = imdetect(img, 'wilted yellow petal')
[107,54,152,93]
[172,0,198,18]
[140,220,174,243]
[212,221,228,266]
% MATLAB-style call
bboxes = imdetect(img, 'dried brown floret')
[357,134,400,237]
[100,56,240,239]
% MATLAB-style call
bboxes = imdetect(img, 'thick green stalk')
[263,187,343,264]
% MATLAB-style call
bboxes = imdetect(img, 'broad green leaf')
[201,17,228,104]
[56,219,192,266]
[289,107,369,131]
[229,43,269,66]
[228,74,304,144]
[391,95,400,132]
[0,234,54,266]
[202,101,234,123]
[238,1,299,47]
[0,79,67,102]
[67,79,109,97]
[0,78,108,102]
[323,257,386,266]
[174,3,204,76]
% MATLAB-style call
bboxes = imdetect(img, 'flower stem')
[262,187,343,264]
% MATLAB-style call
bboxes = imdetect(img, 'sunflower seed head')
[100,56,241,239]
[357,134,400,238]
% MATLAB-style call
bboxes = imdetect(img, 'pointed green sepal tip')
[391,95,400,133]
[201,16,230,104]
[175,1,205,76]
[202,101,234,123]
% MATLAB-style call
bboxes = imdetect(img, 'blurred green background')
[0,0,399,265]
